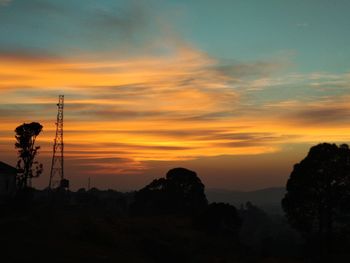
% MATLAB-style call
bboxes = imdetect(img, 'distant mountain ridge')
[206,187,286,214]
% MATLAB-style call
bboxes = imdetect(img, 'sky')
[1,0,350,191]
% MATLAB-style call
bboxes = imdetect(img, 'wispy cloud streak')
[1,47,350,180]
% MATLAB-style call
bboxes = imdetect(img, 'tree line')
[7,122,350,262]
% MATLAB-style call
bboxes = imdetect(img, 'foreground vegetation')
[0,190,303,263]
[2,143,350,262]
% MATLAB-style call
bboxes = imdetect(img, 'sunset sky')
[1,0,350,191]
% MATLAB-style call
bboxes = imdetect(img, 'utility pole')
[48,95,69,190]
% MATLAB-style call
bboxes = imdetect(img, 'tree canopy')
[195,202,241,236]
[132,167,208,215]
[282,143,350,238]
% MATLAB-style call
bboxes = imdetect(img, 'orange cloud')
[1,47,350,181]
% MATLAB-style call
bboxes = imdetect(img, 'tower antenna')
[48,95,69,190]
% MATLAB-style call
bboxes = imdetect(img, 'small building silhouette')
[0,161,17,196]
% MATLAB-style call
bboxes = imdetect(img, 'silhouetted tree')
[132,168,208,215]
[282,143,350,256]
[166,168,208,211]
[239,202,271,239]
[239,202,277,257]
[196,202,241,236]
[15,122,43,190]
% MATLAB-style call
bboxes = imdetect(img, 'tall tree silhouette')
[15,122,43,190]
[282,143,350,255]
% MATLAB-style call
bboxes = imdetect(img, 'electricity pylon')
[48,95,69,190]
